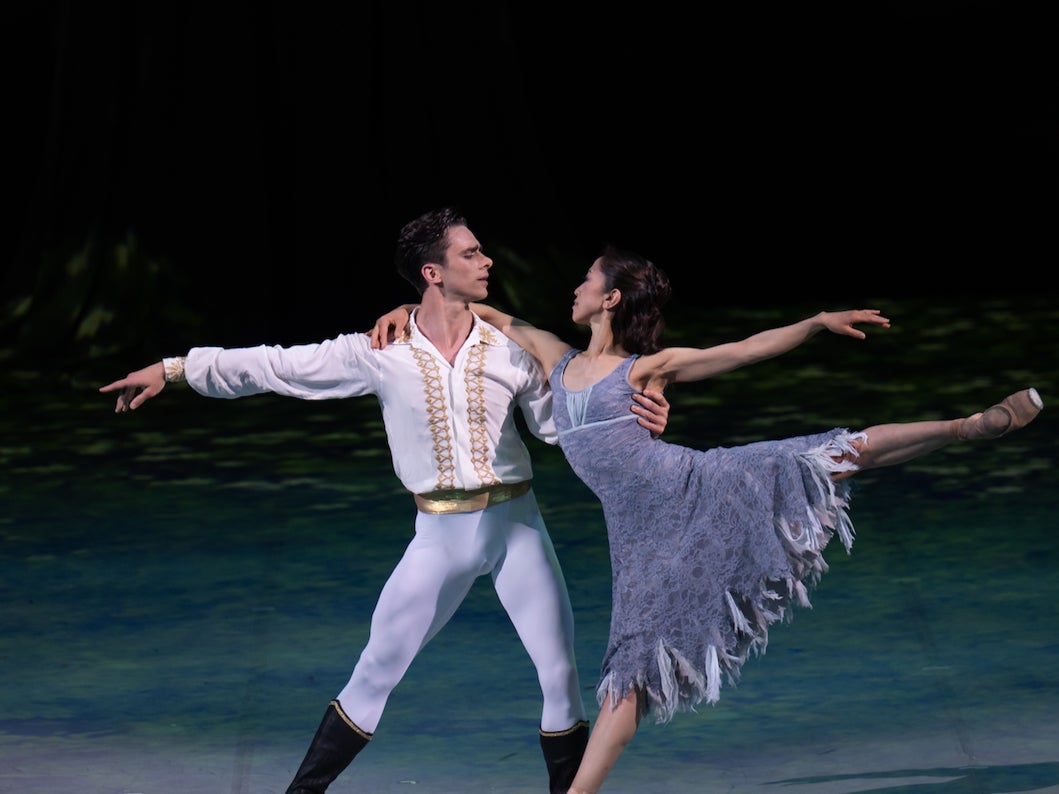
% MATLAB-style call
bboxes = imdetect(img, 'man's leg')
[285,700,371,794]
[287,511,482,792]
[491,493,589,792]
[539,721,590,794]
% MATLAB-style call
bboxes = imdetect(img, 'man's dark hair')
[394,207,468,294]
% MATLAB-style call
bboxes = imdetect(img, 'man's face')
[436,225,493,301]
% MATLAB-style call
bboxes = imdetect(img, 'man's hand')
[369,305,417,350]
[632,388,670,439]
[99,362,167,413]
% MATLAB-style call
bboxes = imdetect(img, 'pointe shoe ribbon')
[957,388,1043,440]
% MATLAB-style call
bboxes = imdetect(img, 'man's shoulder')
[475,322,511,348]
[336,331,410,351]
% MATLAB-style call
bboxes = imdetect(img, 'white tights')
[336,491,587,733]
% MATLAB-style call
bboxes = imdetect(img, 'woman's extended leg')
[567,688,645,794]
[834,388,1042,480]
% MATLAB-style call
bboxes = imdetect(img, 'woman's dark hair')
[597,245,671,355]
[394,207,467,294]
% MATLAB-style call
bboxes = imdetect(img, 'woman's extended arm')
[637,309,890,387]
[369,302,671,436]
[367,302,573,375]
[469,304,573,376]
[368,304,419,349]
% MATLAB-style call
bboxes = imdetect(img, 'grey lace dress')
[550,349,864,724]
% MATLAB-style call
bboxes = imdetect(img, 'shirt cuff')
[163,356,187,383]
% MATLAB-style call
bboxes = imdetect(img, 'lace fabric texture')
[550,350,861,724]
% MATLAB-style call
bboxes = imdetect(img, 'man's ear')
[422,262,442,285]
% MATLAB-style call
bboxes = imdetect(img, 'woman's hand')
[822,309,891,340]
[369,305,417,349]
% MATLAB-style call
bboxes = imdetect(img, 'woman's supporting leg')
[567,689,644,794]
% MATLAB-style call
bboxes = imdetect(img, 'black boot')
[286,700,372,794]
[539,720,589,794]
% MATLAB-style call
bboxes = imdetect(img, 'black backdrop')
[4,2,1055,363]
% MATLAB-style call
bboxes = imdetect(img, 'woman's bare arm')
[470,303,573,375]
[634,309,890,387]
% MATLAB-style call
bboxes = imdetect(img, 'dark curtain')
[4,2,1054,368]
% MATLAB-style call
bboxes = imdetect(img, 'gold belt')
[414,481,532,515]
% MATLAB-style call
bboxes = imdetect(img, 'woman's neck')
[585,322,626,358]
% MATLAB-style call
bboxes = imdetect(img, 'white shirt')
[183,313,556,495]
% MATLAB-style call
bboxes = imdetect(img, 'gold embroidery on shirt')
[477,325,500,346]
[412,347,456,491]
[465,343,499,485]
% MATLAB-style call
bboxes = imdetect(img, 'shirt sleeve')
[184,333,378,400]
[513,348,558,445]
[162,356,186,383]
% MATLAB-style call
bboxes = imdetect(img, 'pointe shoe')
[955,388,1044,440]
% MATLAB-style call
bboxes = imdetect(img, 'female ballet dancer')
[372,244,1042,793]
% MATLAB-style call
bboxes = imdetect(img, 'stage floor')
[3,296,1056,793]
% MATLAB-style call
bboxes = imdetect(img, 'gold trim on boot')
[286,700,372,794]
[541,720,590,794]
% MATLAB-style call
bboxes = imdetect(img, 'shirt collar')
[404,309,507,348]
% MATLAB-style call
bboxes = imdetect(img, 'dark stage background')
[3,2,1055,369]
[2,6,1057,791]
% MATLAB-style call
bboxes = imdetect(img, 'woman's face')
[571,258,613,325]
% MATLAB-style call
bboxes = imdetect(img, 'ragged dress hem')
[596,430,865,725]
